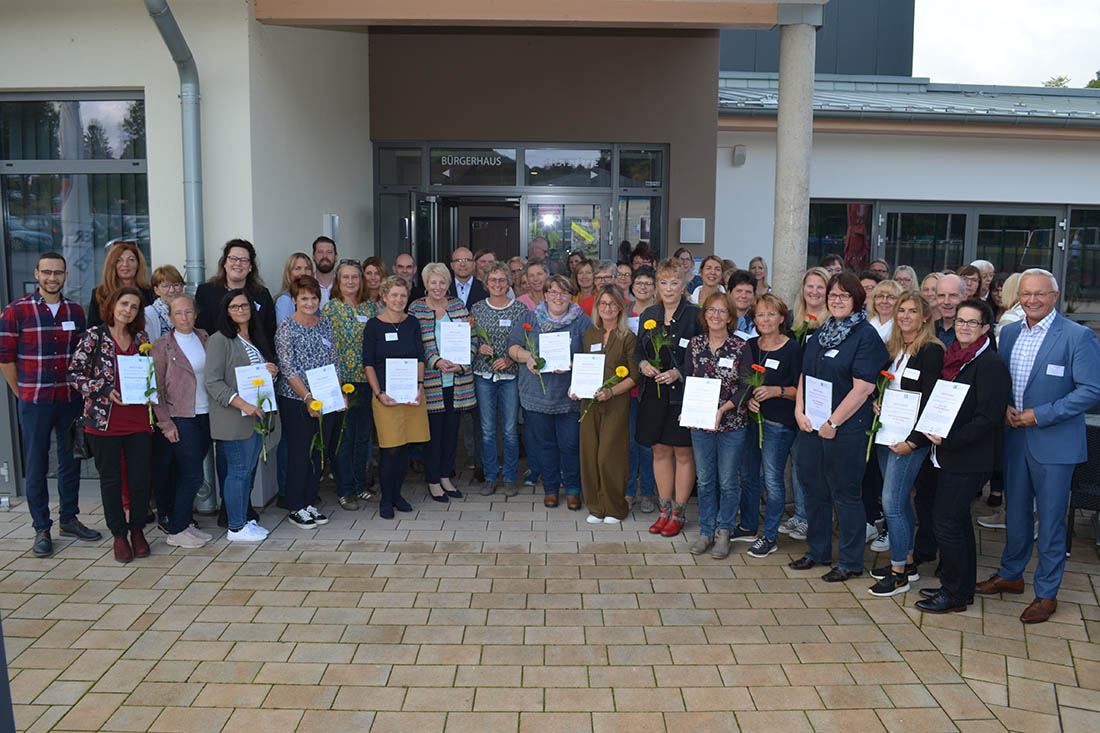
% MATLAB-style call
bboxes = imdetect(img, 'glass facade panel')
[378,148,421,186]
[807,202,876,269]
[882,211,966,275]
[429,147,516,186]
[976,214,1056,274]
[1066,209,1100,314]
[618,196,661,256]
[618,149,663,188]
[527,203,602,264]
[0,100,145,160]
[525,149,611,187]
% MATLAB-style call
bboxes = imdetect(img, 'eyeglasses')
[633,280,654,288]
[873,294,898,301]
[594,274,614,283]
[157,282,184,291]
[827,293,852,302]
[487,277,510,285]
[963,276,980,284]
[705,307,730,316]
[616,272,631,279]
[955,318,985,328]
[451,257,473,264]
[226,255,251,265]
[338,258,361,267]
[546,290,571,298]
[227,303,251,312]
[1019,291,1056,300]
[37,269,65,277]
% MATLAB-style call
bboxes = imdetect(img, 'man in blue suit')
[975,269,1100,623]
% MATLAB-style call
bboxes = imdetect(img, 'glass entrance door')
[524,196,609,270]
[976,212,1060,275]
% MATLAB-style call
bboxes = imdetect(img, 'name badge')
[678,338,690,348]
[253,301,262,310]
[765,358,780,370]
[718,357,734,369]
[825,349,839,358]
[385,332,398,342]
[356,315,368,323]
[903,367,921,381]
[734,330,752,341]
[61,320,76,331]
[590,344,601,352]
[500,319,511,327]
[322,338,331,347]
[1047,364,1065,377]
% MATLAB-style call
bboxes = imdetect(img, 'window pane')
[525,149,610,187]
[1067,209,1100,314]
[619,149,663,188]
[0,100,145,160]
[882,211,966,275]
[527,203,601,264]
[976,214,1056,274]
[378,148,421,186]
[807,202,876,270]
[618,196,661,258]
[429,147,516,186]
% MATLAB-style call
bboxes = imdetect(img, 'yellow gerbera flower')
[138,343,152,355]
[643,319,657,330]
[615,365,629,378]
[341,383,355,394]
[309,400,323,411]
[252,378,264,387]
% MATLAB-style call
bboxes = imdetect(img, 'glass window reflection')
[525,149,610,187]
[1,100,145,160]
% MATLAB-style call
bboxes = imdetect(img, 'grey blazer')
[204,331,283,443]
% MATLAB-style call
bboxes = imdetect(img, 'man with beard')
[312,236,337,305]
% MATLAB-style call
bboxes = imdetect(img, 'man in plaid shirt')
[0,252,102,557]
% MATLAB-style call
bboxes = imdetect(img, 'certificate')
[875,389,922,446]
[117,354,157,405]
[627,316,639,335]
[538,331,572,372]
[804,376,832,431]
[914,380,970,438]
[570,353,606,399]
[385,358,419,404]
[235,364,277,415]
[439,321,471,366]
[679,377,722,430]
[305,364,346,415]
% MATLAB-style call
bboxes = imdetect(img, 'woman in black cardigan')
[916,298,1010,614]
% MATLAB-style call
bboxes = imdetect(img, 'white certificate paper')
[439,321,472,366]
[305,364,346,415]
[875,389,922,446]
[679,377,722,430]
[117,354,157,405]
[570,353,606,399]
[235,364,277,416]
[627,316,639,334]
[804,376,832,431]
[538,331,572,372]
[914,380,970,438]
[385,358,419,404]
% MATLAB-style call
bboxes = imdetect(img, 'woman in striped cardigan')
[409,262,476,502]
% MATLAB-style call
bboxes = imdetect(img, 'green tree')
[120,101,145,158]
[1043,75,1070,87]
[83,119,113,159]
[1086,71,1100,89]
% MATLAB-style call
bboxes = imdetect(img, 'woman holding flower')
[573,286,637,523]
[274,275,343,529]
[626,267,658,512]
[791,273,889,582]
[635,258,702,537]
[68,287,154,563]
[321,261,378,510]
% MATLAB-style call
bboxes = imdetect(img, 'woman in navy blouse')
[791,272,889,582]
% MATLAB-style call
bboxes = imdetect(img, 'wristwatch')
[827,420,839,430]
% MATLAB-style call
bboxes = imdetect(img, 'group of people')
[2,237,1096,626]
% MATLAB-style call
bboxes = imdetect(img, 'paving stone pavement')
[1,473,1098,732]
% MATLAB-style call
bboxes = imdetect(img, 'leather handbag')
[66,415,92,461]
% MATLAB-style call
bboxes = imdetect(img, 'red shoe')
[113,536,133,564]
[660,512,685,537]
[130,528,150,558]
[649,507,670,534]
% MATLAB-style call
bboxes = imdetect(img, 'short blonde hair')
[379,275,409,298]
[655,257,682,281]
[421,262,451,288]
[151,264,184,288]
[544,274,577,295]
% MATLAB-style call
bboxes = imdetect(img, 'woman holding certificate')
[635,258,702,537]
[627,267,658,513]
[274,275,343,530]
[791,272,889,582]
[410,263,475,503]
[68,287,154,563]
[508,275,592,509]
[866,292,944,597]
[321,262,378,511]
[915,298,1010,614]
[574,286,637,523]
[363,276,429,519]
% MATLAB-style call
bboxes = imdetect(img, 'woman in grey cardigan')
[205,289,282,542]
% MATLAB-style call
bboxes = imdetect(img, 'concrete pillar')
[771,21,817,306]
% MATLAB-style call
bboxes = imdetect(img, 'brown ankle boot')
[113,536,133,564]
[130,528,150,558]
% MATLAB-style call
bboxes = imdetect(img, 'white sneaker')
[585,514,603,524]
[865,523,879,543]
[788,518,808,541]
[227,523,265,542]
[166,530,205,548]
[778,516,799,535]
[603,516,621,525]
[304,505,329,525]
[246,520,269,538]
[977,508,1006,529]
[186,524,213,542]
[870,529,890,553]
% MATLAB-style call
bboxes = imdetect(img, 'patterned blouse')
[321,298,378,383]
[470,298,529,381]
[683,332,750,432]
[273,316,341,401]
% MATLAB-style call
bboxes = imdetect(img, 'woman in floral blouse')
[321,261,378,510]
[682,291,750,559]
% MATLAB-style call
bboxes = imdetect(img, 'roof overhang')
[719,116,1100,142]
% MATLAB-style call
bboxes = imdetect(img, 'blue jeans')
[738,426,764,532]
[877,444,929,567]
[17,399,81,532]
[522,408,540,482]
[790,436,808,522]
[525,410,580,496]
[627,397,655,498]
[474,376,519,482]
[797,430,868,572]
[217,433,263,530]
[743,422,798,540]
[333,383,373,497]
[690,428,747,537]
[167,415,211,534]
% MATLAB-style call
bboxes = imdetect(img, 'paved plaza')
[1,476,1098,732]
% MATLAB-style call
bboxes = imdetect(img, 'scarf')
[816,310,866,349]
[535,301,583,333]
[941,333,988,382]
[151,298,172,336]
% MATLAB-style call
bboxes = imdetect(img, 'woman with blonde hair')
[573,285,637,524]
[995,272,1024,338]
[791,267,829,344]
[749,256,771,295]
[892,265,917,292]
[573,258,596,303]
[921,272,943,321]
[88,241,153,326]
[867,279,903,342]
[275,252,314,325]
[688,255,726,305]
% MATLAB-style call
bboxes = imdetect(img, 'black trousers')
[88,432,152,538]
[861,453,883,525]
[913,457,939,561]
[150,428,175,520]
[379,445,408,512]
[933,470,982,601]
[425,387,460,483]
[278,396,338,513]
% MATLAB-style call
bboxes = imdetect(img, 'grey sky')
[913,0,1100,88]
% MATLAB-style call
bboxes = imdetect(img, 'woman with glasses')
[956,265,982,299]
[868,280,902,342]
[275,253,315,325]
[688,255,726,306]
[362,257,388,305]
[87,241,154,327]
[615,263,634,301]
[892,266,917,293]
[509,275,592,510]
[674,247,701,293]
[578,261,617,315]
[790,272,889,582]
[195,239,275,346]
[626,267,658,512]
[862,281,902,550]
[144,265,186,342]
[636,259,702,537]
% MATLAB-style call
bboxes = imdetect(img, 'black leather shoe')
[32,530,53,558]
[789,556,817,570]
[59,520,102,541]
[919,587,974,604]
[156,515,171,534]
[915,590,967,614]
[821,566,863,582]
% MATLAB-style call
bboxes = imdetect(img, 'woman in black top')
[791,272,889,582]
[87,241,154,327]
[195,239,275,346]
[635,258,702,536]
